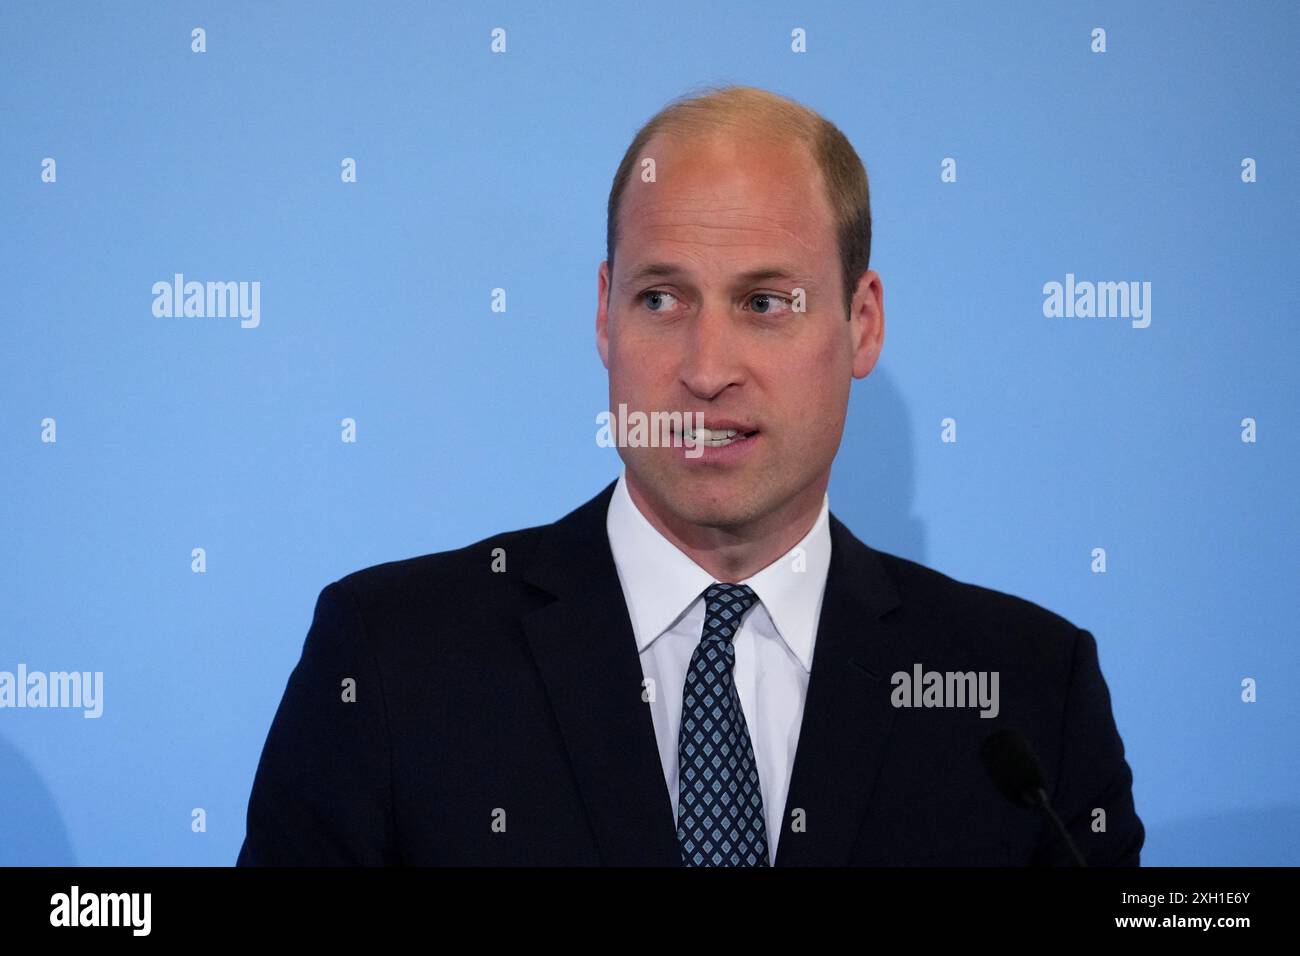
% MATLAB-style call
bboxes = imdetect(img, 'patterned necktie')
[676,582,770,866]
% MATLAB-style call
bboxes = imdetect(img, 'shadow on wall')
[828,366,926,563]
[0,732,77,865]
[1143,804,1300,866]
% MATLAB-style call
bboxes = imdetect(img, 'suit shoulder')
[866,546,1084,649]
[329,521,549,613]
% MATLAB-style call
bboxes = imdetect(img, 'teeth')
[684,426,743,446]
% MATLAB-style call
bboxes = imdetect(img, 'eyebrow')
[619,262,813,290]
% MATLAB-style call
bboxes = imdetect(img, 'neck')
[624,471,827,582]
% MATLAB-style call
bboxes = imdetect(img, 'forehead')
[617,128,837,267]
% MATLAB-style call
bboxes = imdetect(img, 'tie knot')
[701,582,758,644]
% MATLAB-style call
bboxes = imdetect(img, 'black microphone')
[981,728,1087,867]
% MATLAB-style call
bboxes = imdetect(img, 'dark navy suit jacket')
[237,481,1144,865]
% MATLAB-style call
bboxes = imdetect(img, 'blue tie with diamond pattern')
[676,582,770,866]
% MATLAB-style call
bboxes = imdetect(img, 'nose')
[679,304,744,400]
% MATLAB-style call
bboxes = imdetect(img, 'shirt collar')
[605,470,832,672]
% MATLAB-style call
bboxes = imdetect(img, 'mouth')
[675,421,760,447]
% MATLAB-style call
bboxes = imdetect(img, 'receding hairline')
[605,84,872,319]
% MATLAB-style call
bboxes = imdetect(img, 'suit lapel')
[520,481,682,865]
[774,512,905,866]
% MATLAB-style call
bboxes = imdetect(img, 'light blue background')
[1,0,1296,865]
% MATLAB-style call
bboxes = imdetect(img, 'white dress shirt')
[605,470,833,864]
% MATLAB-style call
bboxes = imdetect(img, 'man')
[237,85,1143,866]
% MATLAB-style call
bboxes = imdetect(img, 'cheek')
[610,335,673,390]
[608,345,642,388]
[775,336,850,438]
[792,327,848,380]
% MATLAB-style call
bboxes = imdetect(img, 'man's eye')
[747,293,794,315]
[640,290,679,312]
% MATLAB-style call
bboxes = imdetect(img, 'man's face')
[597,128,882,534]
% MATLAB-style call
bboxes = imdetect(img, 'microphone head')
[981,728,1047,808]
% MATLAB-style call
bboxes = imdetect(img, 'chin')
[674,500,752,530]
[661,481,765,529]
[629,455,776,526]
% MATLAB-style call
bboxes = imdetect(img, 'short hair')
[605,84,872,320]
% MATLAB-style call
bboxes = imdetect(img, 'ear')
[596,260,612,369]
[849,268,884,379]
